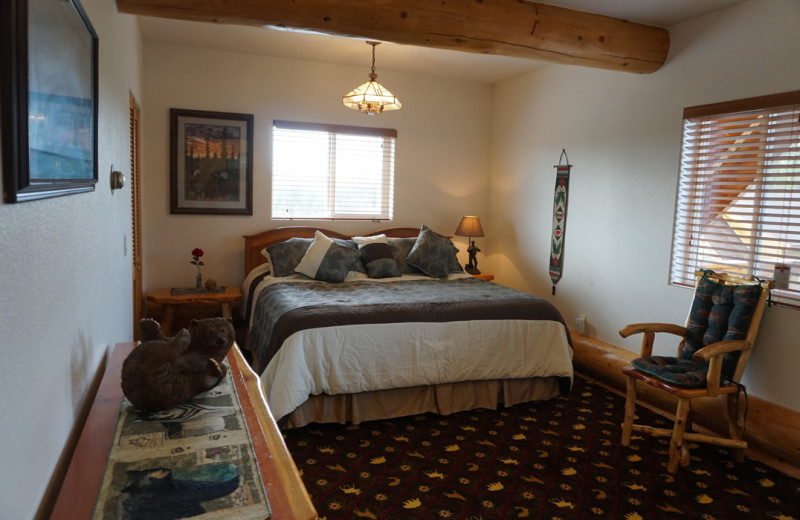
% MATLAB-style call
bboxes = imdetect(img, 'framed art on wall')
[1,0,99,203]
[170,109,254,215]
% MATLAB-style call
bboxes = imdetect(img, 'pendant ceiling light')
[342,41,401,115]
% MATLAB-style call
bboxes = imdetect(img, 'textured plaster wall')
[487,0,800,412]
[0,2,142,518]
[140,44,493,292]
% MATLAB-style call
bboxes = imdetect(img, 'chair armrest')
[694,339,750,396]
[692,340,750,362]
[619,323,688,358]
[619,323,688,338]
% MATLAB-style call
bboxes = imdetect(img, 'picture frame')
[170,109,254,215]
[1,0,99,203]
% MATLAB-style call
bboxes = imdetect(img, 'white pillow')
[294,231,361,283]
[352,234,388,249]
[294,231,332,278]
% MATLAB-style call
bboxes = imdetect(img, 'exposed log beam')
[116,0,669,74]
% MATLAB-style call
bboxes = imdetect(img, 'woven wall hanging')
[549,149,572,295]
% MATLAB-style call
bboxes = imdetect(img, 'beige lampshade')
[455,216,485,238]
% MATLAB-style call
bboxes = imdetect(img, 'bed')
[241,226,574,428]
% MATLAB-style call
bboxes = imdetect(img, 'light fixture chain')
[371,43,376,74]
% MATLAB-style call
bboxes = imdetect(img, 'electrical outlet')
[575,314,587,334]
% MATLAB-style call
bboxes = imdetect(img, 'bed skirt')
[281,377,563,429]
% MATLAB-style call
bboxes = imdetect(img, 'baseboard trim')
[35,348,109,520]
[570,331,800,476]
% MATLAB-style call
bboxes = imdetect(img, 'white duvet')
[242,268,574,422]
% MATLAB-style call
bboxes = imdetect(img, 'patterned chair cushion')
[680,275,762,379]
[632,274,762,388]
[631,356,709,388]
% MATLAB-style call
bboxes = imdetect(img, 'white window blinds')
[272,120,396,220]
[671,90,800,306]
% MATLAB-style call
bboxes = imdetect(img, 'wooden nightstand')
[146,286,242,335]
[470,273,494,281]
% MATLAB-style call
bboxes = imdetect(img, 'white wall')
[141,44,493,291]
[488,0,800,412]
[0,2,142,517]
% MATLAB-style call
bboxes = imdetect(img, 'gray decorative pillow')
[406,225,460,278]
[294,231,361,283]
[361,243,401,278]
[333,238,367,274]
[264,238,313,277]
[387,237,421,274]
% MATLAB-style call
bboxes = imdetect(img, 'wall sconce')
[455,215,485,274]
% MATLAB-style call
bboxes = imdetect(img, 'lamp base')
[465,265,481,275]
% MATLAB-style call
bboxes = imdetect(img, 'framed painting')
[170,109,254,215]
[1,0,99,203]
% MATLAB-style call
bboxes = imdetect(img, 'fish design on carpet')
[623,482,647,491]
[724,487,749,496]
[549,497,575,509]
[339,484,361,495]
[443,490,466,501]
[656,503,684,514]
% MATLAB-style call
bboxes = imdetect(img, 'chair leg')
[727,392,747,462]
[668,397,691,473]
[621,375,636,446]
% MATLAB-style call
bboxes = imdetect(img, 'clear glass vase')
[196,273,202,289]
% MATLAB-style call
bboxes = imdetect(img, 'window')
[272,120,396,220]
[671,90,800,306]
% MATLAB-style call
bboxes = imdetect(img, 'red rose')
[192,248,204,258]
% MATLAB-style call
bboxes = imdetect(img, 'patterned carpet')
[283,375,800,520]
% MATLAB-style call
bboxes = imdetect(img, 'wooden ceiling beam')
[116,0,670,74]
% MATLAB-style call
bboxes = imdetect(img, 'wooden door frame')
[130,94,142,339]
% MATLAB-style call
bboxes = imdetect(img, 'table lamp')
[455,215,485,274]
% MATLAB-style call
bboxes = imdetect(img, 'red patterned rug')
[283,375,800,520]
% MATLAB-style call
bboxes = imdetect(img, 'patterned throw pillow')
[264,236,365,277]
[361,243,402,278]
[387,237,422,274]
[294,231,361,283]
[264,238,313,277]
[406,225,460,278]
[353,234,401,278]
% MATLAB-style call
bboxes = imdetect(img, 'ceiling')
[135,0,747,84]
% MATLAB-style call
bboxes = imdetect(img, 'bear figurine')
[121,317,236,412]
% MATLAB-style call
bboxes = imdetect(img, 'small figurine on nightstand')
[466,240,481,274]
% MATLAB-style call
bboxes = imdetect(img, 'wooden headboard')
[243,226,425,275]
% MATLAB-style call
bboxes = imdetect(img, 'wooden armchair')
[619,270,772,473]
